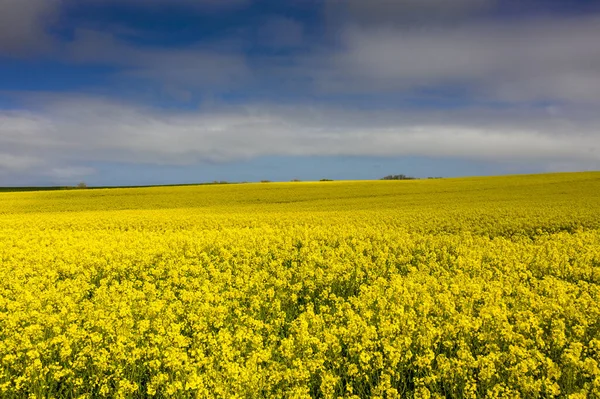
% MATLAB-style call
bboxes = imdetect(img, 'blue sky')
[1,0,599,186]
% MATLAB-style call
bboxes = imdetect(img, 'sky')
[1,0,599,186]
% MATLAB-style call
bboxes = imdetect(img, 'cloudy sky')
[1,0,599,185]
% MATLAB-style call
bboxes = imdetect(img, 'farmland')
[1,172,599,398]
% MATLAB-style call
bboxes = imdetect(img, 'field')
[1,172,600,398]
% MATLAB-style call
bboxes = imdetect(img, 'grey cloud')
[1,95,598,179]
[43,166,96,181]
[313,15,600,103]
[79,0,250,9]
[325,0,495,26]
[0,0,249,55]
[0,153,42,171]
[68,30,251,88]
[0,0,60,55]
[257,16,305,49]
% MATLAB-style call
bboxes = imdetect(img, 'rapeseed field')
[1,172,599,398]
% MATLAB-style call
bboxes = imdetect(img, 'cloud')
[79,0,250,10]
[0,153,41,171]
[257,16,305,49]
[0,0,60,55]
[43,166,96,180]
[326,0,495,26]
[2,0,600,186]
[6,0,597,107]
[310,15,600,103]
[67,30,251,89]
[0,0,249,56]
[1,95,598,180]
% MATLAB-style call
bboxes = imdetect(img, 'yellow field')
[1,172,600,398]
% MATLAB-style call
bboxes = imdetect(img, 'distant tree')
[381,174,416,180]
[320,179,333,181]
[76,181,88,189]
[260,180,271,183]
[291,179,301,182]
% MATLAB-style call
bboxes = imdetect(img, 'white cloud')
[1,95,598,178]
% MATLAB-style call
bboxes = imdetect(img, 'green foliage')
[381,174,416,180]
